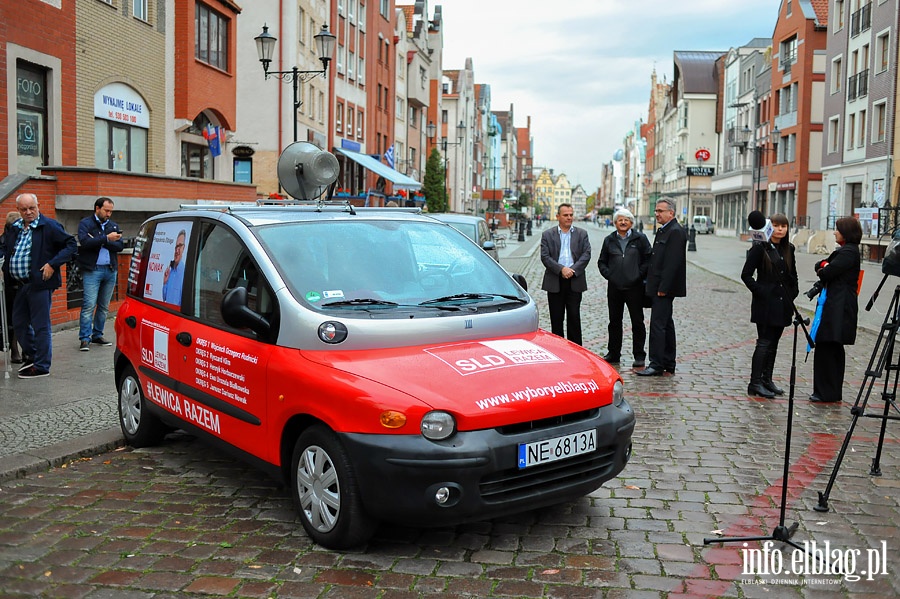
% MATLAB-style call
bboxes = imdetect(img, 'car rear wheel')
[117,364,166,448]
[290,425,376,549]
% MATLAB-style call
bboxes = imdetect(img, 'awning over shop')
[334,147,423,189]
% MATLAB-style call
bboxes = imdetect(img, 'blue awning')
[334,147,422,189]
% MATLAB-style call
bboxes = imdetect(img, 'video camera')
[883,230,900,276]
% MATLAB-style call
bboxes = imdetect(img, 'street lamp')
[751,126,780,217]
[255,23,336,143]
[427,120,465,212]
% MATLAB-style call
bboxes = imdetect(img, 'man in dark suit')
[540,203,592,345]
[637,197,687,376]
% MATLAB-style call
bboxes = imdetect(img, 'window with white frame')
[347,107,354,136]
[831,57,843,93]
[134,0,148,21]
[336,103,343,133]
[874,101,886,142]
[348,0,355,23]
[358,57,365,84]
[348,50,355,80]
[877,31,890,73]
[829,116,841,153]
[380,0,389,18]
[358,4,366,30]
[318,91,325,124]
[847,113,856,150]
[337,44,345,74]
[858,109,867,147]
[338,0,344,16]
[298,9,306,46]
[835,0,845,30]
[357,109,364,139]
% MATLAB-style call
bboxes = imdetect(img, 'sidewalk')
[0,226,892,482]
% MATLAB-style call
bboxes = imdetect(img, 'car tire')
[290,425,376,549]
[117,364,167,448]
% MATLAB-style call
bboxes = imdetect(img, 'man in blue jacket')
[76,197,124,351]
[0,193,77,378]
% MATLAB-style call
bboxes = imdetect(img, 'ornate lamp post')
[255,24,336,143]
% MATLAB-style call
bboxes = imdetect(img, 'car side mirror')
[512,273,528,292]
[222,286,271,336]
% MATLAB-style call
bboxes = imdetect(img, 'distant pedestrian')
[76,197,124,351]
[540,203,591,345]
[597,208,651,368]
[809,217,862,403]
[637,197,687,377]
[740,213,798,398]
[0,193,77,378]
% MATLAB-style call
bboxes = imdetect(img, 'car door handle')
[176,332,192,347]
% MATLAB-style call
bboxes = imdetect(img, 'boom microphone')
[748,210,773,243]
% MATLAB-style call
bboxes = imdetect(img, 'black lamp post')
[427,120,465,212]
[255,23,336,143]
[751,125,780,217]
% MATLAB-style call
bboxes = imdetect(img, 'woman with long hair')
[741,213,799,398]
[809,216,862,403]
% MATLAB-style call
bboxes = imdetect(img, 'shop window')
[95,120,148,172]
[16,61,48,175]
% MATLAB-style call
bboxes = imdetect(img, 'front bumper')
[339,400,635,526]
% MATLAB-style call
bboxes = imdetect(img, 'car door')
[170,221,278,461]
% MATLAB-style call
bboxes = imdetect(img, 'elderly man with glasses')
[0,193,77,378]
[636,197,687,377]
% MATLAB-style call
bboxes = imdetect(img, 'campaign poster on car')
[145,221,193,307]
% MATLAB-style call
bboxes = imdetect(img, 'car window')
[193,222,276,335]
[256,219,524,310]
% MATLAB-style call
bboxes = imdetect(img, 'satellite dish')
[277,142,340,200]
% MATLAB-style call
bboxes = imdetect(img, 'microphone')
[748,210,773,243]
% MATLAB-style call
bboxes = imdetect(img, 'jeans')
[79,266,117,342]
[12,284,53,371]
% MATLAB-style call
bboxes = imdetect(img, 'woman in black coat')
[741,213,799,398]
[810,217,862,403]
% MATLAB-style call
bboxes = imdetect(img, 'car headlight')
[421,411,456,440]
[613,380,625,408]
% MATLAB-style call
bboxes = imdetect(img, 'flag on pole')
[203,124,222,157]
[384,144,395,169]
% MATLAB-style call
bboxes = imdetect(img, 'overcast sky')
[440,0,783,193]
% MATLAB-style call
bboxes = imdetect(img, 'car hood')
[300,330,620,430]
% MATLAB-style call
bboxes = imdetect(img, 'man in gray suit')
[540,203,592,345]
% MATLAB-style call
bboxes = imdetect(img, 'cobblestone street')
[1,225,899,597]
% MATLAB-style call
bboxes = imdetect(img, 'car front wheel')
[290,425,376,549]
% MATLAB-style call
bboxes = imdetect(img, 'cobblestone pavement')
[1,225,899,598]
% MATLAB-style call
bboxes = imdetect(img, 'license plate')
[517,429,597,469]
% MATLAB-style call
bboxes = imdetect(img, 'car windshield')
[255,219,526,310]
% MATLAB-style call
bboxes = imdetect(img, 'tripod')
[704,242,818,559]
[0,256,9,378]
[815,275,900,512]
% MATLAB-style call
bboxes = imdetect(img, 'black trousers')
[547,275,583,346]
[648,295,676,372]
[607,286,646,360]
[813,341,846,402]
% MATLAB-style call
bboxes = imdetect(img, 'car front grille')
[478,445,618,504]
[496,408,599,435]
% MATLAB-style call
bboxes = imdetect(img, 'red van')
[114,144,634,549]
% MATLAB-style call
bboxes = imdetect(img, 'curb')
[0,427,124,483]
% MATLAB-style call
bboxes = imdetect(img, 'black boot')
[762,339,784,395]
[748,339,775,398]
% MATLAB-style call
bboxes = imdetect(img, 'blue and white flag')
[384,144,395,169]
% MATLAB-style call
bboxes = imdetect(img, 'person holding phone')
[77,197,124,351]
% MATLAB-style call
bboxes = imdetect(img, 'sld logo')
[455,354,506,372]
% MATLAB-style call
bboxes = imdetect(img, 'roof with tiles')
[804,0,829,27]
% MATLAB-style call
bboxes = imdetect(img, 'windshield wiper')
[322,298,399,307]
[420,293,526,305]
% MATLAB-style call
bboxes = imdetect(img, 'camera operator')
[741,213,798,398]
[808,217,862,404]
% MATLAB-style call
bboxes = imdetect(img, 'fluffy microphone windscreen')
[748,210,767,229]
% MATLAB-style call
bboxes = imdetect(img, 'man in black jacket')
[76,197,124,351]
[597,208,652,368]
[0,193,77,378]
[637,197,687,377]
